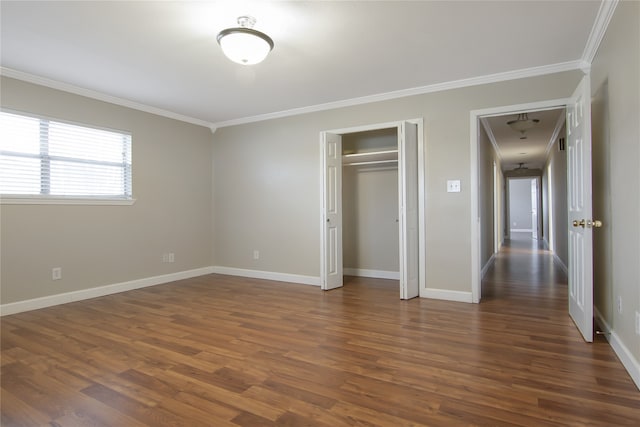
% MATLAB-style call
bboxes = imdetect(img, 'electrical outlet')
[168,253,175,263]
[253,250,260,260]
[636,311,640,336]
[52,267,62,281]
[446,180,461,193]
[162,253,169,263]
[617,296,623,314]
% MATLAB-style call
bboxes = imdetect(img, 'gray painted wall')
[212,71,582,296]
[0,77,214,304]
[479,122,503,269]
[543,126,568,268]
[590,0,640,368]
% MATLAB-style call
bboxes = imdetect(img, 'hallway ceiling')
[483,108,566,172]
[1,1,602,127]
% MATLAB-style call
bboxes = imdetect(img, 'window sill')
[0,196,136,206]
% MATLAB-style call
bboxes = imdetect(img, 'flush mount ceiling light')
[217,15,274,65]
[507,113,540,133]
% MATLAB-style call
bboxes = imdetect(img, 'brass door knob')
[572,219,602,228]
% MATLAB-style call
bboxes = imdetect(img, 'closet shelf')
[342,149,398,166]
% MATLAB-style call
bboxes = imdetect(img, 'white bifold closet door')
[322,132,343,290]
[322,121,419,299]
[398,121,419,299]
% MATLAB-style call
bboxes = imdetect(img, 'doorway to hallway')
[471,78,595,342]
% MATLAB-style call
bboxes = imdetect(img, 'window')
[0,110,132,202]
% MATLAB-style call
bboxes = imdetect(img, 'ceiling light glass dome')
[217,16,274,65]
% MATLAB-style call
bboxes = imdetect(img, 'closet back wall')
[342,130,399,277]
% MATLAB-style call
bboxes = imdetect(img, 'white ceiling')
[1,1,603,128]
[482,108,566,172]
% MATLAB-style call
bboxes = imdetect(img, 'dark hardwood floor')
[2,236,639,426]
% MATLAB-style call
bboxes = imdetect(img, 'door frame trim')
[470,99,570,303]
[319,118,425,295]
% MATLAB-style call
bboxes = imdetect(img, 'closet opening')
[320,119,424,300]
[343,128,400,281]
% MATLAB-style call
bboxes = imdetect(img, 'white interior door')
[567,75,594,342]
[322,132,343,290]
[399,122,419,299]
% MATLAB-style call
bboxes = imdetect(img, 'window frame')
[0,109,135,205]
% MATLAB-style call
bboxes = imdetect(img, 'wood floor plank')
[163,366,285,421]
[241,386,345,426]
[329,400,443,427]
[1,235,639,426]
[171,391,240,425]
[0,389,50,427]
[230,411,277,426]
[80,383,206,427]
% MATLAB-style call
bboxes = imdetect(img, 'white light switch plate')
[447,180,461,193]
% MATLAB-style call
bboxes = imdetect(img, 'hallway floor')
[482,231,568,303]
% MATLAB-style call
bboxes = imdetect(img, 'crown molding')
[2,58,586,131]
[213,60,584,128]
[0,67,215,129]
[581,0,619,65]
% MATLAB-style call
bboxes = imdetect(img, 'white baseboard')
[343,268,400,280]
[609,331,640,391]
[594,307,640,390]
[481,253,496,279]
[422,288,473,303]
[0,266,474,318]
[553,253,568,275]
[211,266,320,287]
[0,266,215,316]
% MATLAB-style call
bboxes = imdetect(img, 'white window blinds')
[0,111,132,199]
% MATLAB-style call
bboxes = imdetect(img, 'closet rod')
[344,159,398,166]
[343,149,398,158]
